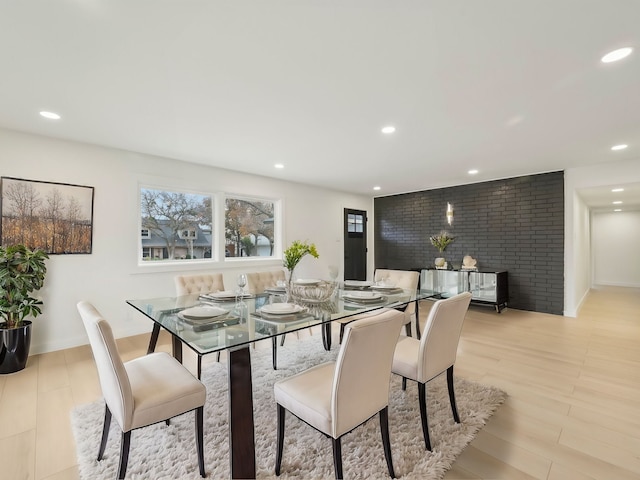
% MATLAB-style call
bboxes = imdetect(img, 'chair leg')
[404,322,412,337]
[272,336,278,370]
[418,382,432,451]
[196,406,205,477]
[275,404,285,476]
[331,436,343,480]
[339,323,345,344]
[147,324,161,354]
[280,334,286,347]
[447,366,460,423]
[97,405,112,461]
[379,407,396,478]
[118,431,131,480]
[402,377,407,391]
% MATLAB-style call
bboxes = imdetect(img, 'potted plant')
[0,244,49,374]
[429,231,455,269]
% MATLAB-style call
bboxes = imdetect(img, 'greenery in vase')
[0,244,49,329]
[429,231,455,253]
[283,240,319,274]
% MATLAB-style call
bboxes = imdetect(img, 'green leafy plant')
[283,240,319,273]
[429,231,455,253]
[0,244,49,329]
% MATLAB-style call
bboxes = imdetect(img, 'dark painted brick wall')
[374,171,564,315]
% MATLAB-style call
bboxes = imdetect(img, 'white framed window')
[139,187,213,262]
[224,195,276,258]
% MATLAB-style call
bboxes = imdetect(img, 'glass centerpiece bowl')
[288,281,336,304]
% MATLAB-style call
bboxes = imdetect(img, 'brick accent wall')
[374,171,564,314]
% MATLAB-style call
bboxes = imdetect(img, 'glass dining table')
[127,284,439,479]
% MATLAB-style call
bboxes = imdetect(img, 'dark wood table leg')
[415,300,421,340]
[322,321,332,351]
[147,324,161,354]
[228,346,256,479]
[171,334,183,363]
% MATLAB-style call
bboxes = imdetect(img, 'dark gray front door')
[343,208,367,280]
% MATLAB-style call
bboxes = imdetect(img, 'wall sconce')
[446,202,454,225]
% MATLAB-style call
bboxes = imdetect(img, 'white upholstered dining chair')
[337,268,420,343]
[274,308,404,479]
[391,291,472,451]
[77,301,206,479]
[245,269,285,295]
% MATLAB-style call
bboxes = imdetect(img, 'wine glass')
[236,274,247,303]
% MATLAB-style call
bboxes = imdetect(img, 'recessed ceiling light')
[381,126,396,134]
[39,111,61,120]
[611,144,628,151]
[614,209,622,212]
[611,188,624,192]
[468,169,479,175]
[613,201,623,204]
[601,47,633,63]
[274,163,284,169]
[373,186,381,191]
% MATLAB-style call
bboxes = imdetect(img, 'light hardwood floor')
[1,286,638,480]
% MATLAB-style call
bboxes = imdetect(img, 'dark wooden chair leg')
[404,322,412,337]
[147,324,161,354]
[447,366,460,423]
[216,351,221,362]
[379,407,396,478]
[196,406,205,477]
[272,336,278,370]
[415,300,421,339]
[118,431,131,479]
[165,419,170,426]
[97,405,112,460]
[331,437,343,480]
[275,404,285,475]
[198,356,202,379]
[418,382,432,451]
[402,377,407,391]
[339,323,345,344]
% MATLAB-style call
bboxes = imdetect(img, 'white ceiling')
[1,1,639,210]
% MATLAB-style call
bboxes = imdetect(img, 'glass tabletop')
[127,287,439,356]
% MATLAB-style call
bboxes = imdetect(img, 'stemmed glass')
[236,274,247,303]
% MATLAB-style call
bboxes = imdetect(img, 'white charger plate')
[344,280,374,288]
[260,303,304,315]
[294,278,321,286]
[179,306,228,320]
[343,291,382,301]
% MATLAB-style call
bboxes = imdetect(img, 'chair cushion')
[274,362,335,435]
[125,352,206,431]
[391,335,420,381]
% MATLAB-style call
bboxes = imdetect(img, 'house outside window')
[140,187,212,261]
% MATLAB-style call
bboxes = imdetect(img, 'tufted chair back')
[174,273,225,296]
[246,269,286,295]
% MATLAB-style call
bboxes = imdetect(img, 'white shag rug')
[71,334,506,479]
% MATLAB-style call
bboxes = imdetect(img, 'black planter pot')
[0,320,32,374]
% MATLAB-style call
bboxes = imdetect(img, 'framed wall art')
[1,176,94,254]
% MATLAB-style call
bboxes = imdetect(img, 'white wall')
[0,128,373,354]
[565,158,640,316]
[592,210,640,287]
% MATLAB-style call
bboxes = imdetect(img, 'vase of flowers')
[283,240,319,299]
[429,231,455,269]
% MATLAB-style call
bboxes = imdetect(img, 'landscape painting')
[1,177,94,254]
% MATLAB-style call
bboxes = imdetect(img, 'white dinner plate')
[294,278,321,286]
[371,284,400,291]
[343,291,382,301]
[260,303,304,315]
[179,306,228,320]
[207,290,249,299]
[344,280,374,288]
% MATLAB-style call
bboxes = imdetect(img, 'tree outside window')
[225,197,275,258]
[140,188,212,261]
